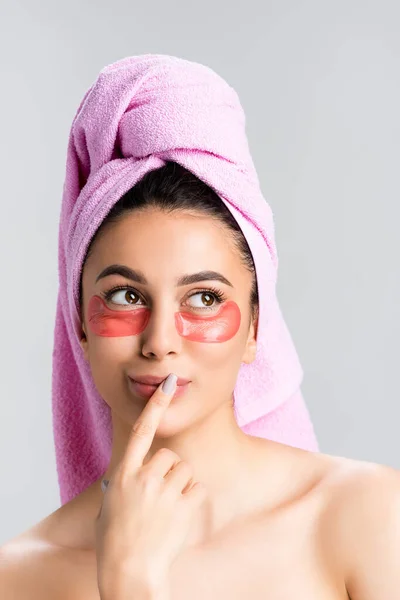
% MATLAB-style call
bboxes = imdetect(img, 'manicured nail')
[162,373,178,394]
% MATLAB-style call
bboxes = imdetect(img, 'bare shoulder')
[0,529,64,599]
[0,518,98,600]
[0,480,104,599]
[320,453,400,524]
[318,454,400,598]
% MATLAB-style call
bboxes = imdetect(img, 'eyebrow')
[95,264,234,288]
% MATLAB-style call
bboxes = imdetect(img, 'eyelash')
[100,284,227,311]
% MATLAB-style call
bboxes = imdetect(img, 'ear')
[80,323,89,363]
[241,313,258,365]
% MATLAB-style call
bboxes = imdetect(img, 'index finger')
[122,373,178,472]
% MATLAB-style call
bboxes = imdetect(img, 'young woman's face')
[80,208,258,435]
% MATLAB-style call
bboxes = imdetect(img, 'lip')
[128,375,191,386]
[128,377,191,400]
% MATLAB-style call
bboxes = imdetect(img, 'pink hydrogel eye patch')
[174,301,241,342]
[87,295,151,337]
[87,295,241,342]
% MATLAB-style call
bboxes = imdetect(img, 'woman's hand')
[95,373,207,600]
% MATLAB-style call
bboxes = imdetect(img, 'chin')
[152,414,192,439]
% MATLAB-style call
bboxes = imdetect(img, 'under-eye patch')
[87,295,241,342]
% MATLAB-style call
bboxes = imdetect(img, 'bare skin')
[1,208,400,598]
[2,445,400,599]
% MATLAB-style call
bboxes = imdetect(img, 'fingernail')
[162,373,178,394]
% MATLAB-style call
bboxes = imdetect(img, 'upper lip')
[129,375,191,386]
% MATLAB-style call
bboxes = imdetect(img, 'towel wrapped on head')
[52,53,318,506]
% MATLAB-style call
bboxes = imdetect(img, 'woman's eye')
[108,289,142,306]
[187,292,218,309]
[105,289,221,309]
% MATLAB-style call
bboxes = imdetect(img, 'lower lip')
[128,378,191,399]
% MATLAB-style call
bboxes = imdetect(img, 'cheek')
[85,335,133,409]
[86,295,241,343]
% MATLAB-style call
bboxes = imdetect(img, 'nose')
[140,301,183,359]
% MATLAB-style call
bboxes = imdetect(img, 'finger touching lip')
[128,378,190,399]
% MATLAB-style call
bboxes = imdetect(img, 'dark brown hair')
[79,161,259,323]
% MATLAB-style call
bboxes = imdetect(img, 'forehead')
[83,209,244,282]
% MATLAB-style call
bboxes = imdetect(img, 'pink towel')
[52,54,319,506]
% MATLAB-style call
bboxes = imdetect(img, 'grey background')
[1,0,399,545]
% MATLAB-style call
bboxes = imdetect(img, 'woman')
[1,55,399,599]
